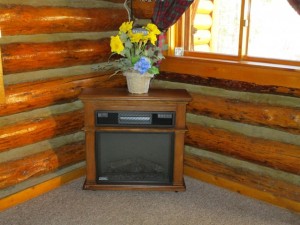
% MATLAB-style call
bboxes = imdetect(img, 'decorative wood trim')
[186,123,300,175]
[0,166,85,212]
[0,5,127,36]
[83,182,186,192]
[184,166,300,213]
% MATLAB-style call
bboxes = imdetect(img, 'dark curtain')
[288,0,300,15]
[152,0,195,31]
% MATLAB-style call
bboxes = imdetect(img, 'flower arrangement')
[109,21,164,75]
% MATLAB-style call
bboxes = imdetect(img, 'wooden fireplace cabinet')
[79,88,191,191]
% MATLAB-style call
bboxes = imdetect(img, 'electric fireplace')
[79,88,191,191]
[95,111,175,185]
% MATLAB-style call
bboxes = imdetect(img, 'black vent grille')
[95,111,175,127]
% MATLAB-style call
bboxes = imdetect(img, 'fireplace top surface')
[79,88,192,102]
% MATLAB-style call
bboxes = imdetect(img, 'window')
[176,0,300,66]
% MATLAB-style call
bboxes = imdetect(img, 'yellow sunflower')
[119,21,133,33]
[145,32,157,45]
[110,35,124,54]
[145,23,161,35]
[129,31,143,43]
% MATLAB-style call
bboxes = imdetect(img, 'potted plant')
[109,21,164,94]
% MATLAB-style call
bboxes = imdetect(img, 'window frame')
[160,0,300,90]
[173,0,300,67]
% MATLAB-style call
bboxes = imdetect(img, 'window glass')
[248,0,300,61]
[191,0,241,55]
[186,0,300,64]
[209,0,241,55]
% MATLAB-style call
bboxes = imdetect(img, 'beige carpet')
[0,176,299,225]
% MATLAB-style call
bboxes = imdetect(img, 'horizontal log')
[194,14,212,30]
[0,110,84,153]
[160,56,300,90]
[0,141,85,189]
[0,73,126,117]
[197,0,214,14]
[185,122,300,175]
[184,153,300,202]
[184,153,300,212]
[188,93,300,135]
[132,1,155,19]
[0,5,127,36]
[156,72,300,98]
[2,39,111,74]
[0,167,85,211]
[194,30,211,45]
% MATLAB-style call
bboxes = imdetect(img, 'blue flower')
[134,57,151,74]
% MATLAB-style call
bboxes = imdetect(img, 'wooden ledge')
[160,56,300,89]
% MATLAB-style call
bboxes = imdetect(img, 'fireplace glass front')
[95,131,174,185]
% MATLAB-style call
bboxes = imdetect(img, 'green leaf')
[146,48,155,58]
[148,66,159,75]
[119,33,128,42]
[135,49,141,56]
[123,48,131,58]
[125,40,133,48]
[131,56,140,65]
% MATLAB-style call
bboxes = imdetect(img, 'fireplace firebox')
[79,88,191,191]
[96,131,174,185]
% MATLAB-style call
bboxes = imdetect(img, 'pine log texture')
[132,1,155,19]
[188,93,300,135]
[184,153,300,202]
[0,5,127,36]
[2,39,111,74]
[185,122,300,175]
[0,141,85,189]
[0,167,86,212]
[0,73,126,117]
[156,72,300,97]
[0,110,84,153]
[160,57,300,90]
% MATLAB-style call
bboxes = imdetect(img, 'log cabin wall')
[152,73,300,211]
[0,0,127,210]
[1,0,299,213]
